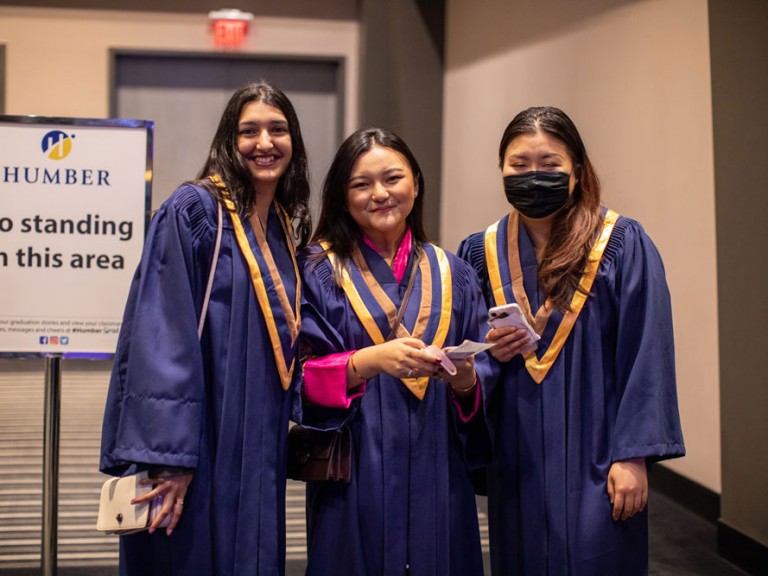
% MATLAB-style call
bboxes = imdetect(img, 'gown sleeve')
[609,219,686,463]
[457,232,489,297]
[457,232,485,274]
[295,249,361,429]
[100,185,215,476]
[449,380,482,423]
[457,231,504,422]
[446,255,498,468]
[303,351,366,409]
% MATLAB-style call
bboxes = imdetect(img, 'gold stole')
[485,209,619,384]
[211,175,301,391]
[321,242,452,400]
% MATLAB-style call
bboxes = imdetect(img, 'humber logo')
[2,128,110,186]
[41,130,73,160]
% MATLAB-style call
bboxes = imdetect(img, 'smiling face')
[236,100,293,194]
[501,131,578,193]
[346,144,417,246]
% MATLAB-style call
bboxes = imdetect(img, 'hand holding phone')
[488,303,540,342]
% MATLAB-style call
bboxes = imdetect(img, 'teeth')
[254,156,276,165]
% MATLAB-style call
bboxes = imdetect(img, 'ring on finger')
[406,368,414,378]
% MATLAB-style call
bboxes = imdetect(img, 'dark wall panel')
[359,0,445,241]
[710,0,768,570]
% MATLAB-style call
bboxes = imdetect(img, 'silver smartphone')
[488,303,539,341]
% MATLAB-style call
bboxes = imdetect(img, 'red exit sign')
[209,9,254,48]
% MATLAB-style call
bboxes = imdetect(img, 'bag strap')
[385,243,423,342]
[197,200,223,340]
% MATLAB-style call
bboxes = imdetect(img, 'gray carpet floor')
[0,488,750,576]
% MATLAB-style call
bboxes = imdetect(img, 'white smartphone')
[488,303,540,341]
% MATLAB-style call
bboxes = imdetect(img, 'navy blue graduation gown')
[100,184,299,576]
[297,242,494,576]
[458,213,685,576]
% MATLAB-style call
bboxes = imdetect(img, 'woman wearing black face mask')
[458,106,685,575]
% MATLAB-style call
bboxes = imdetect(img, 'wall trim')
[0,1,358,19]
[718,520,768,575]
[648,465,719,524]
[649,466,768,575]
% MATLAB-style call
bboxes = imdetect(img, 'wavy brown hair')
[196,80,312,247]
[499,107,602,311]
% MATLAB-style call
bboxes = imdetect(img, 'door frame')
[0,45,5,114]
[107,48,345,143]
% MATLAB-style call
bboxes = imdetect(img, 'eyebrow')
[508,152,564,159]
[348,172,372,183]
[349,166,406,180]
[238,119,288,127]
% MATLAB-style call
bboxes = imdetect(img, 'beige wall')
[442,0,720,491]
[0,1,722,493]
[0,6,359,131]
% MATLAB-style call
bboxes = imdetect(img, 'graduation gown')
[297,241,494,576]
[100,183,300,576]
[458,210,685,576]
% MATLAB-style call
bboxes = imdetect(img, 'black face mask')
[503,171,571,218]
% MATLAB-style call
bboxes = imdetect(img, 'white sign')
[0,117,152,355]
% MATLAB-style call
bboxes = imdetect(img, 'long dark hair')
[197,80,311,247]
[498,106,602,311]
[311,127,428,282]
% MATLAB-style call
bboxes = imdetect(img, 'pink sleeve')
[303,351,367,409]
[450,377,482,423]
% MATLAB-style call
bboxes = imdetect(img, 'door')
[111,51,344,221]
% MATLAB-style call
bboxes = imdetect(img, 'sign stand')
[0,115,152,573]
[42,354,61,576]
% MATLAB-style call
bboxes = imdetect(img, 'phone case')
[424,344,457,375]
[488,304,540,341]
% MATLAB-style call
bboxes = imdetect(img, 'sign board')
[0,116,152,355]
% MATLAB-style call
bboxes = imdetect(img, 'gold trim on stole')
[485,209,619,384]
[211,175,301,391]
[321,242,452,400]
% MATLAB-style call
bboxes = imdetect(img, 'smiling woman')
[345,144,417,260]
[296,128,496,576]
[236,100,294,204]
[99,80,311,576]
